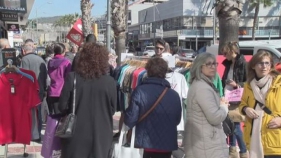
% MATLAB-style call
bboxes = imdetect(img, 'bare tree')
[111,0,128,65]
[216,0,243,54]
[81,0,94,38]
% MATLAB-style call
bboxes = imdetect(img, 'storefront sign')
[0,0,27,13]
[66,19,84,46]
[0,12,18,22]
[7,24,19,31]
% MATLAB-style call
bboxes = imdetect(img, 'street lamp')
[36,2,52,44]
[106,0,111,51]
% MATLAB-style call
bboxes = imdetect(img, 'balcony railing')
[138,28,280,40]
[178,29,280,37]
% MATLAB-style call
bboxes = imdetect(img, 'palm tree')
[250,0,273,40]
[111,0,128,65]
[81,0,94,37]
[54,13,81,27]
[215,0,243,54]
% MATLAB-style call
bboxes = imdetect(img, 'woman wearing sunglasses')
[221,41,247,158]
[239,50,281,158]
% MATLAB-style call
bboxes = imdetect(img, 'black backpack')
[223,115,235,136]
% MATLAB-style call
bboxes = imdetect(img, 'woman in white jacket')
[184,53,229,158]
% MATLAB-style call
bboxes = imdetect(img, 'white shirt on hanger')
[166,71,188,131]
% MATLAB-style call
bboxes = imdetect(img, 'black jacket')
[222,54,247,88]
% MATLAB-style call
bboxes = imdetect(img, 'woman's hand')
[268,117,281,129]
[227,79,237,88]
[220,97,229,106]
[245,107,259,119]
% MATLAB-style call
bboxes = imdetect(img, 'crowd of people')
[0,35,281,158]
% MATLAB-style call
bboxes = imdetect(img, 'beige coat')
[184,79,229,158]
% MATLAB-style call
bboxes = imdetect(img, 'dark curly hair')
[145,57,168,78]
[75,43,109,79]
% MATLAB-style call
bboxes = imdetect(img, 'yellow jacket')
[239,75,281,155]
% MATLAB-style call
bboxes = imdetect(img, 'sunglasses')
[155,47,164,51]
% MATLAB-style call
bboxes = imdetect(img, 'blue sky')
[29,0,107,19]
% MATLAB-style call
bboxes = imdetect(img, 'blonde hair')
[247,50,279,83]
[220,41,239,55]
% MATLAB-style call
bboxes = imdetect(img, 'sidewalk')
[0,112,121,158]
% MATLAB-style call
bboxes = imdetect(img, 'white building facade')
[134,0,281,50]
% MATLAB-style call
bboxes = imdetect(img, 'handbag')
[41,116,61,158]
[225,88,244,103]
[111,87,168,158]
[112,125,143,158]
[223,115,235,136]
[55,74,77,138]
[228,104,245,122]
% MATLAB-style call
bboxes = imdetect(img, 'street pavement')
[0,112,121,158]
[0,111,246,158]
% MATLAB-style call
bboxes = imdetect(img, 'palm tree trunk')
[111,0,128,65]
[80,0,93,38]
[252,3,260,40]
[216,0,242,55]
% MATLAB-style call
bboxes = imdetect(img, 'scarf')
[249,75,272,158]
[201,74,219,95]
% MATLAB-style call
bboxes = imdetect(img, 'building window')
[152,21,163,32]
[163,18,173,31]
[183,16,192,29]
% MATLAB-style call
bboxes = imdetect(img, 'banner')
[66,19,83,46]
[0,12,18,22]
[0,0,27,13]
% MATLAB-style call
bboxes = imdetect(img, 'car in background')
[36,46,46,56]
[179,49,196,58]
[143,46,155,56]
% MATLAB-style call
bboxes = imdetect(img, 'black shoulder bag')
[55,73,77,138]
[223,115,235,136]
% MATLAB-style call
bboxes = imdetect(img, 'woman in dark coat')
[58,43,117,158]
[124,57,182,158]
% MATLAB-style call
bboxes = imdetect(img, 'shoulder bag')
[55,73,77,138]
[138,87,168,123]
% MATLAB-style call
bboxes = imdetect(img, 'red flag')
[66,19,83,46]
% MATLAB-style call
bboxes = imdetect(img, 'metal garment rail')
[175,56,194,62]
[125,56,151,60]
[4,144,28,158]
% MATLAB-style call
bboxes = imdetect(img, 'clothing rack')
[125,55,151,60]
[3,59,28,158]
[175,56,194,62]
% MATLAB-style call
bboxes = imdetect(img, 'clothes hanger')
[0,59,34,82]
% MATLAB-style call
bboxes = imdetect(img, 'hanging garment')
[0,69,41,144]
[166,72,188,131]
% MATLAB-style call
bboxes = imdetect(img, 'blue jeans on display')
[229,122,247,153]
